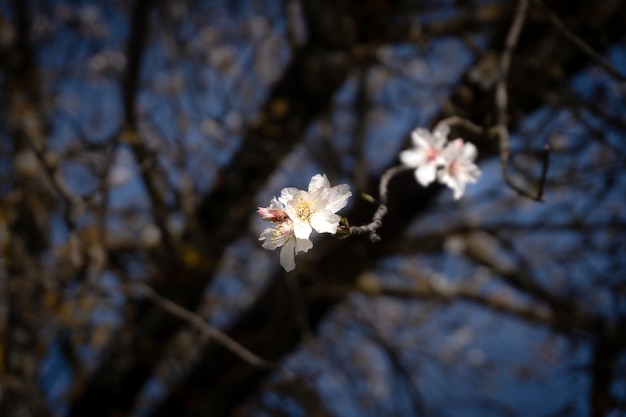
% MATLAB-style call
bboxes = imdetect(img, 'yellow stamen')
[295,200,313,220]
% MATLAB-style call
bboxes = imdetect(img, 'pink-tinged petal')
[416,163,437,186]
[400,149,426,167]
[279,238,296,272]
[308,174,330,193]
[257,206,286,222]
[326,184,351,212]
[295,238,313,254]
[310,210,340,234]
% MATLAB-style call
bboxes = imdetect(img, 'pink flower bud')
[257,206,286,223]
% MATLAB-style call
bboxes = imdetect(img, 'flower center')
[426,147,439,162]
[271,220,293,246]
[295,199,314,221]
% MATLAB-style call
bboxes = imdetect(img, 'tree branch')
[532,0,626,84]
[349,165,413,242]
[495,0,551,201]
[136,283,281,372]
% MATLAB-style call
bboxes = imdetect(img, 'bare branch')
[434,116,484,136]
[24,140,86,229]
[461,234,603,333]
[135,282,281,372]
[349,116,484,240]
[532,0,626,84]
[121,0,176,252]
[349,165,413,242]
[495,0,551,201]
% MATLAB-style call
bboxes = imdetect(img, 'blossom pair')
[400,125,481,199]
[258,174,351,272]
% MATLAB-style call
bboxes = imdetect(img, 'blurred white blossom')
[400,125,481,199]
[438,139,481,200]
[400,126,448,186]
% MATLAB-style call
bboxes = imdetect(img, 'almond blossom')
[399,125,481,199]
[258,174,351,271]
[258,219,312,272]
[399,125,449,186]
[278,174,351,240]
[438,138,481,199]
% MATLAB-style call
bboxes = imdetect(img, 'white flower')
[438,139,481,199]
[257,174,351,272]
[399,124,482,199]
[279,174,351,240]
[259,219,312,272]
[399,126,449,186]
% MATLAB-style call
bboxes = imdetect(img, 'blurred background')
[1,0,625,416]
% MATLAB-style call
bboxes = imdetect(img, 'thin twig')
[536,143,550,201]
[532,0,626,84]
[349,116,486,241]
[122,0,176,253]
[349,165,413,242]
[434,116,484,136]
[495,0,550,201]
[25,140,86,228]
[137,282,280,371]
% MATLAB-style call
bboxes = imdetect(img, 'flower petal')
[433,124,450,145]
[293,220,313,239]
[437,140,481,199]
[462,142,477,160]
[279,238,296,272]
[295,238,313,254]
[308,174,330,193]
[259,228,278,250]
[411,128,432,148]
[416,164,437,186]
[451,180,466,199]
[310,210,340,234]
[326,184,351,212]
[399,149,426,167]
[278,187,299,205]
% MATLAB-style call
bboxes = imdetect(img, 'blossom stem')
[349,165,413,242]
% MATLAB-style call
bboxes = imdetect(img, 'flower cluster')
[400,125,481,199]
[258,174,351,272]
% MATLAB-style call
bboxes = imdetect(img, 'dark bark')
[0,1,51,416]
[589,328,626,417]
